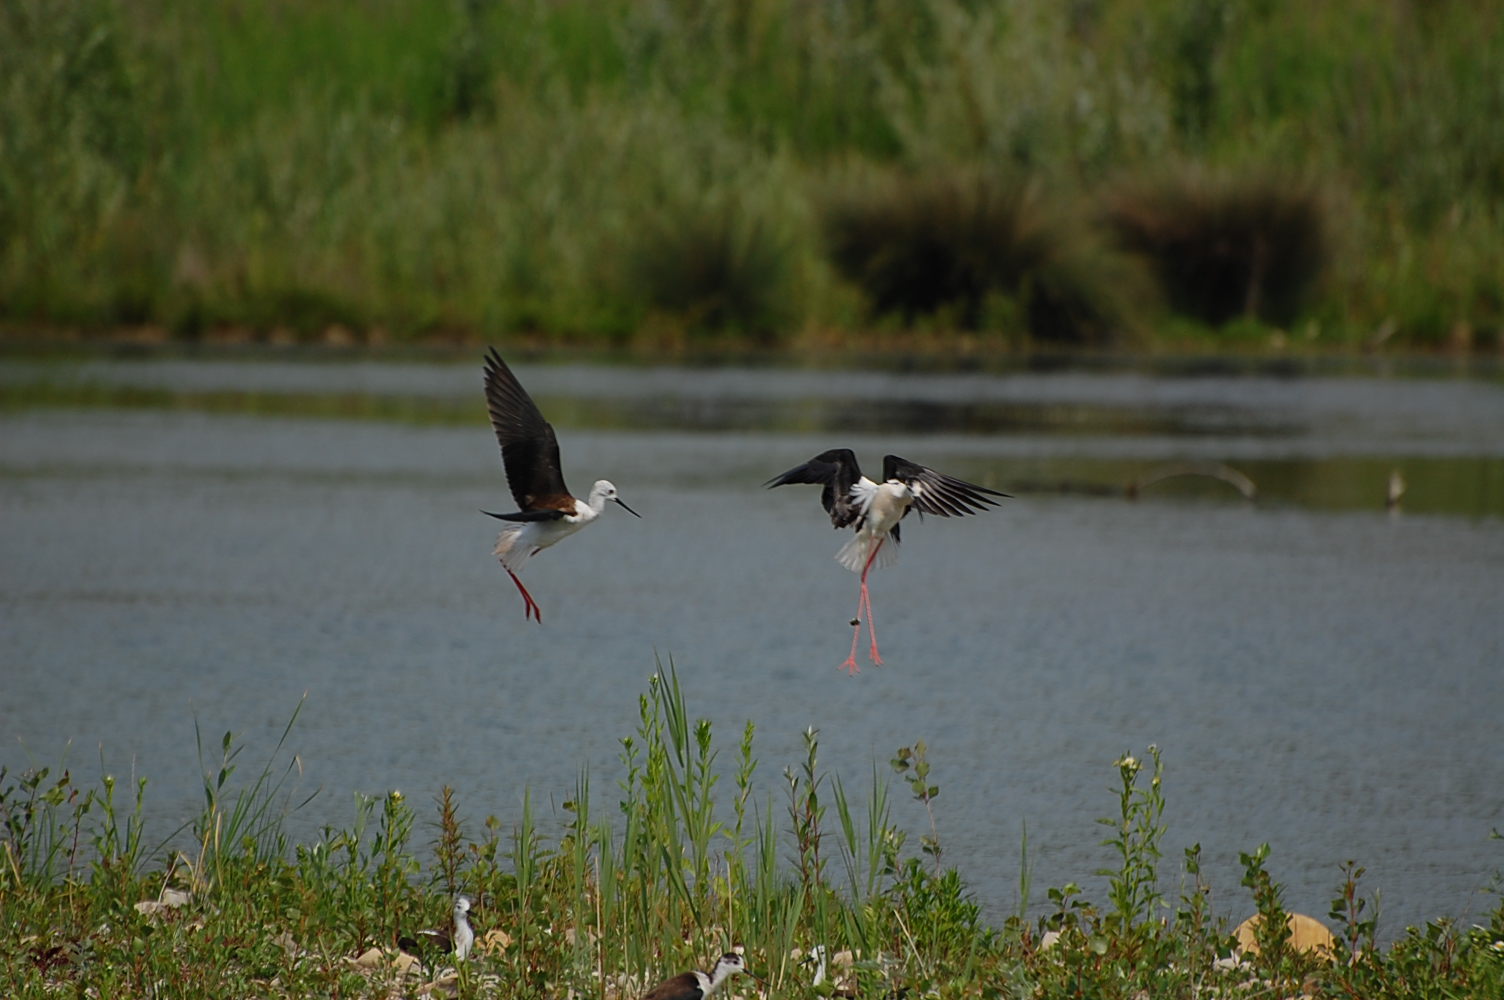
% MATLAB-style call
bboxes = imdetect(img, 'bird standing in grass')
[482,347,639,622]
[639,953,756,1000]
[401,894,474,964]
[766,449,1006,673]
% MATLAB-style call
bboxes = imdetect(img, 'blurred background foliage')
[1,0,1500,352]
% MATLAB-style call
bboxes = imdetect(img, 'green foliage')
[0,0,1499,350]
[192,697,317,875]
[819,164,1139,345]
[3,676,1504,998]
[1102,164,1332,327]
[627,196,794,344]
[890,740,943,867]
[1096,745,1167,930]
[1328,859,1378,965]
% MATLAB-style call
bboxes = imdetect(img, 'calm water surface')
[3,353,1502,937]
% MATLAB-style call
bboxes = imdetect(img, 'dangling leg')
[505,567,543,623]
[840,537,886,674]
[840,586,865,675]
[859,539,885,665]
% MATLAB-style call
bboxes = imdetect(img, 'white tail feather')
[493,525,531,572]
[836,533,898,574]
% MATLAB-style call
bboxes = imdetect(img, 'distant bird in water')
[401,894,474,963]
[639,952,756,1000]
[482,347,639,622]
[766,450,1007,673]
[1387,468,1407,513]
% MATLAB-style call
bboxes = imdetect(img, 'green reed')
[3,675,1504,998]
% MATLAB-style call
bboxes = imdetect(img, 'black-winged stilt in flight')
[482,347,639,622]
[639,953,756,1000]
[766,449,1007,673]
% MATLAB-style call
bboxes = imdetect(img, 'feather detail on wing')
[763,448,866,528]
[883,454,1008,517]
[483,348,574,512]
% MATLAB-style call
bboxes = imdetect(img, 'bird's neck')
[703,963,739,994]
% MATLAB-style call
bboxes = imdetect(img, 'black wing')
[639,972,700,1000]
[764,448,865,528]
[483,347,572,512]
[883,455,1008,517]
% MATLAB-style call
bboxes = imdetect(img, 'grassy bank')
[3,669,1501,998]
[3,0,1501,354]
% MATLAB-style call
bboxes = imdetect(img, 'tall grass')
[1,0,1500,350]
[3,676,1504,997]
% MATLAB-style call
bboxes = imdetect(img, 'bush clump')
[819,165,1139,345]
[1101,165,1331,328]
[626,197,794,345]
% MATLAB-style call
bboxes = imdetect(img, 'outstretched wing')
[764,448,866,528]
[483,347,573,512]
[883,455,1008,517]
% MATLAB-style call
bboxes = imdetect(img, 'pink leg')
[840,588,864,675]
[839,538,886,673]
[861,579,882,666]
[505,567,543,623]
[859,539,884,666]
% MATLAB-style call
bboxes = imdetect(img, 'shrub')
[818,164,1137,345]
[1101,164,1331,328]
[626,196,794,344]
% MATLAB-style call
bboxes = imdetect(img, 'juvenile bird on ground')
[399,894,474,964]
[639,952,756,1000]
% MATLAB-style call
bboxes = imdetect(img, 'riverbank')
[3,676,1501,998]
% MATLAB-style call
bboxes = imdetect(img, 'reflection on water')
[6,353,1502,517]
[2,352,1503,938]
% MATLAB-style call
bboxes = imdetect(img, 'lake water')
[3,351,1502,939]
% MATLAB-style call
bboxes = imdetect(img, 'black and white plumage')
[639,953,754,1000]
[766,450,1007,673]
[401,894,475,963]
[481,347,639,622]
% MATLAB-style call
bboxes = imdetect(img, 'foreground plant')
[2,682,1502,999]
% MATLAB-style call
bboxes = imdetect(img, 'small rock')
[1234,912,1336,958]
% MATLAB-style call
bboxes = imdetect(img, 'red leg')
[505,567,543,623]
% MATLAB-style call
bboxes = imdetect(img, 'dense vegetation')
[3,671,1501,998]
[2,0,1501,352]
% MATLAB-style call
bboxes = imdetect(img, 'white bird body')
[407,894,474,964]
[452,895,474,960]
[492,480,622,572]
[835,479,913,574]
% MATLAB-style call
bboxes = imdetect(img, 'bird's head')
[592,479,641,517]
[710,951,757,986]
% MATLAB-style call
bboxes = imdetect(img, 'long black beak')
[612,496,641,518]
